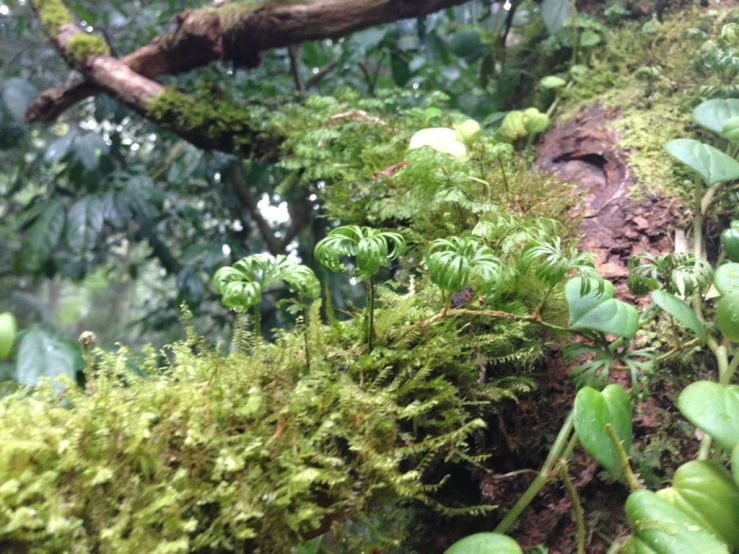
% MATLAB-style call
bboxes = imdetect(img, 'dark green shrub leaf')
[692,98,739,134]
[574,385,632,480]
[565,278,639,337]
[20,200,66,272]
[66,196,105,254]
[664,139,739,185]
[443,532,523,554]
[651,290,705,343]
[678,381,739,451]
[2,77,38,122]
[15,327,83,387]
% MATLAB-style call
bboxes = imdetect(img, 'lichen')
[31,0,73,37]
[65,33,110,65]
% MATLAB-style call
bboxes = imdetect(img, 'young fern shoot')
[314,225,405,352]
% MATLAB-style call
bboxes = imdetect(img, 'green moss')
[553,7,733,200]
[31,0,73,36]
[65,33,110,64]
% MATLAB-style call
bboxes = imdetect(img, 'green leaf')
[21,200,66,272]
[296,536,323,554]
[714,263,739,296]
[574,385,632,480]
[0,313,16,360]
[624,490,730,554]
[74,133,109,171]
[692,98,739,134]
[15,327,83,387]
[664,139,739,185]
[733,444,739,486]
[678,381,739,451]
[44,131,77,164]
[721,116,739,143]
[426,237,504,294]
[2,77,38,122]
[443,532,523,554]
[540,75,567,89]
[657,461,739,548]
[651,290,705,343]
[565,278,639,337]
[66,196,105,254]
[541,0,570,32]
[448,28,483,60]
[580,30,601,46]
[716,293,739,341]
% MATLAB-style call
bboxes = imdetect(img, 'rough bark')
[25,0,471,130]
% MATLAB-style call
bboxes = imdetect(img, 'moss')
[65,33,110,65]
[31,0,73,36]
[553,7,733,200]
[146,88,271,154]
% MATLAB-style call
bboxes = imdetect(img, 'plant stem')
[570,0,579,67]
[605,423,641,493]
[367,275,375,352]
[558,459,585,554]
[498,154,510,197]
[494,411,575,533]
[303,303,311,372]
[253,305,261,341]
[693,174,704,260]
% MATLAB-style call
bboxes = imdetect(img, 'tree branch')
[228,163,281,255]
[25,0,471,131]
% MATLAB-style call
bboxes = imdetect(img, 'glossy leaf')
[565,278,639,337]
[443,532,523,554]
[651,289,705,343]
[692,98,739,134]
[657,461,739,548]
[678,381,739,451]
[624,490,730,554]
[409,127,467,159]
[716,293,739,341]
[541,0,570,32]
[664,138,739,185]
[540,75,567,89]
[66,196,105,254]
[574,385,632,480]
[0,313,16,360]
[15,327,83,387]
[714,263,739,296]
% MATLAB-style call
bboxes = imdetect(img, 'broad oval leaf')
[651,290,705,344]
[66,196,105,254]
[678,381,739,451]
[664,139,739,185]
[624,490,730,554]
[722,116,739,143]
[21,200,66,272]
[716,293,739,341]
[692,98,739,134]
[540,75,567,89]
[657,461,739,548]
[0,312,16,360]
[44,130,77,164]
[15,327,83,388]
[74,133,109,171]
[443,532,523,554]
[565,278,639,337]
[714,263,739,296]
[540,0,570,32]
[2,77,38,122]
[574,385,632,480]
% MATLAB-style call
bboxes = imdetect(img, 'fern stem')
[367,275,375,352]
[494,411,575,534]
[558,459,585,554]
[605,423,640,492]
[303,302,311,372]
[253,305,261,341]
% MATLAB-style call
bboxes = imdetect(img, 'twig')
[287,45,305,95]
[305,58,340,89]
[558,459,586,554]
[228,164,280,255]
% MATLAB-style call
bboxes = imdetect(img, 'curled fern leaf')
[426,237,505,294]
[627,252,712,297]
[520,238,602,293]
[314,225,405,277]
